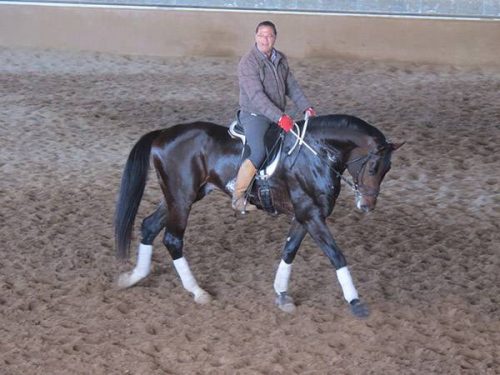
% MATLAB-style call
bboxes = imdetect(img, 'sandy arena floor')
[0,47,498,374]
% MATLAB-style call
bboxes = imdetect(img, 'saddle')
[228,114,285,215]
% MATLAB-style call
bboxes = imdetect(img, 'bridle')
[288,119,389,199]
[325,150,383,198]
[345,151,384,198]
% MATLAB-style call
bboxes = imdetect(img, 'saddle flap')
[259,139,283,179]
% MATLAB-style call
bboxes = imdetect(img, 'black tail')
[114,130,162,259]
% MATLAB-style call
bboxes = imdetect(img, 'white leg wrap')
[274,260,292,295]
[173,257,210,303]
[336,266,359,303]
[117,243,152,288]
[134,243,152,276]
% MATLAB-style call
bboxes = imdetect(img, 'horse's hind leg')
[274,218,307,313]
[117,202,167,288]
[162,206,211,305]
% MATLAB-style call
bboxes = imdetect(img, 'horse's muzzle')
[355,192,377,213]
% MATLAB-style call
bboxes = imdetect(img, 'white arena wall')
[0,3,499,68]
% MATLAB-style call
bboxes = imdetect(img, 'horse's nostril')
[360,204,372,213]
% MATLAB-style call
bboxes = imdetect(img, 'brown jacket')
[238,45,311,123]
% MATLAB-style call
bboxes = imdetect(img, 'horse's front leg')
[303,215,369,318]
[274,218,307,313]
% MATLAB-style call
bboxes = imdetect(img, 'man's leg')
[232,112,272,213]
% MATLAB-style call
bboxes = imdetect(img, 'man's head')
[255,21,277,57]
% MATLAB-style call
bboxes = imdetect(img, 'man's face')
[255,26,276,56]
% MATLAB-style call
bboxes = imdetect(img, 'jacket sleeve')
[285,65,311,113]
[238,57,283,122]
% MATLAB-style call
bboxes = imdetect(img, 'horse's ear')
[389,141,406,151]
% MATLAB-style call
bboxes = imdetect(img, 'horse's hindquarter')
[150,123,241,197]
[202,124,242,189]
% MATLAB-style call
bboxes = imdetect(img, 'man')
[233,20,316,213]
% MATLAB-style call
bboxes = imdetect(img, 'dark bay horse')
[115,114,403,317]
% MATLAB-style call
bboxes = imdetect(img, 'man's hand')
[278,114,294,132]
[305,107,316,119]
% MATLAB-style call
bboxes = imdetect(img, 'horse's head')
[347,141,405,212]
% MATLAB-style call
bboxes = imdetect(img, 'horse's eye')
[369,160,379,175]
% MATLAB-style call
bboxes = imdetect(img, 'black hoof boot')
[350,299,370,319]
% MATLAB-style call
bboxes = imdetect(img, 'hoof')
[350,299,370,319]
[194,290,212,305]
[276,292,296,313]
[117,271,147,289]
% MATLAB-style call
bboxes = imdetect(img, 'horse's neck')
[331,133,379,160]
[310,115,383,153]
[350,135,379,157]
